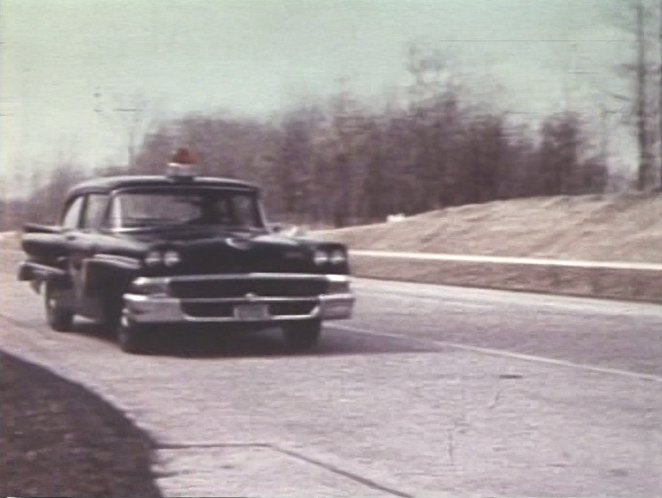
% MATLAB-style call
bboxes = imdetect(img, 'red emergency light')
[167,148,199,179]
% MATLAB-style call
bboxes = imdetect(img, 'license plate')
[234,303,270,321]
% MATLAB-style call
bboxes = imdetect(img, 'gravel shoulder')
[0,350,162,497]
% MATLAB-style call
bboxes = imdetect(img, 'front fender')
[83,254,141,297]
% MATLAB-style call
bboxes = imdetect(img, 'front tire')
[117,316,149,354]
[44,282,73,332]
[282,320,322,351]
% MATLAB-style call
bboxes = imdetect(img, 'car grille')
[169,277,328,299]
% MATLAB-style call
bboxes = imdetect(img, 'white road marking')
[330,323,662,383]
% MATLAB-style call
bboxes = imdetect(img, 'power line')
[429,39,627,43]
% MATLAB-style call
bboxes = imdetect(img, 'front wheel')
[282,320,322,351]
[117,316,150,354]
[44,282,73,332]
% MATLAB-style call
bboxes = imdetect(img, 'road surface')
[1,250,661,496]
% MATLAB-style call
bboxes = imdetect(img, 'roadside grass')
[317,193,662,263]
[0,352,162,497]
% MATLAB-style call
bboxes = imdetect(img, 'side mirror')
[269,223,283,234]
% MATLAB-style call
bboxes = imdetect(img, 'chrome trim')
[177,296,319,304]
[123,292,354,324]
[132,272,350,287]
[92,253,141,270]
[124,272,354,324]
[319,294,356,319]
[123,294,354,323]
[325,274,349,283]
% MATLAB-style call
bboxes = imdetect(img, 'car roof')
[65,175,260,202]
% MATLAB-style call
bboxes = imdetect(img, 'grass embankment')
[317,193,662,302]
[0,352,162,497]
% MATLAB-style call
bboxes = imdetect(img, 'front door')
[62,193,108,318]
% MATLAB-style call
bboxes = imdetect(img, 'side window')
[61,196,84,229]
[109,196,123,228]
[230,195,259,227]
[81,194,109,229]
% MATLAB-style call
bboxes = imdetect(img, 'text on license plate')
[234,303,270,320]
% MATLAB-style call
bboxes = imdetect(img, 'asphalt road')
[1,250,661,497]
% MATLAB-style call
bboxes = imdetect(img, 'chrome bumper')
[122,273,355,324]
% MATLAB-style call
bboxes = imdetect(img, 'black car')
[17,159,354,353]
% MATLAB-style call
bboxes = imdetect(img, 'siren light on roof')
[167,147,199,180]
[170,147,196,165]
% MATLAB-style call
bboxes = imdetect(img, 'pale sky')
[0,0,629,197]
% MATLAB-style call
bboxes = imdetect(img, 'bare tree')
[115,42,610,228]
[611,0,658,189]
[94,91,159,169]
[275,110,317,214]
[634,0,656,189]
[25,163,85,224]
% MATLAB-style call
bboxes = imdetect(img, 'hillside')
[316,193,662,264]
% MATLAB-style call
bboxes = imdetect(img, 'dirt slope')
[317,193,662,264]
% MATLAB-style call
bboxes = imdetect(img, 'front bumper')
[123,273,355,324]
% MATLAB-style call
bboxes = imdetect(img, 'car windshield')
[110,188,264,230]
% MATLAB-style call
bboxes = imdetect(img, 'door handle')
[65,234,76,241]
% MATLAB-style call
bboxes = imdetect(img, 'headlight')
[144,250,162,267]
[329,249,347,264]
[163,250,181,267]
[313,249,329,265]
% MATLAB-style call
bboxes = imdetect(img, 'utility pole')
[94,91,145,169]
[635,0,653,190]
[659,0,662,189]
[599,103,620,168]
[113,107,142,168]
